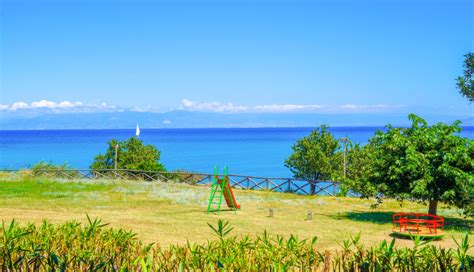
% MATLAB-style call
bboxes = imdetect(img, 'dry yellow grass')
[0,174,472,252]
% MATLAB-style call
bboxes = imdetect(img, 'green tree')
[338,143,376,196]
[285,125,342,194]
[90,137,166,172]
[456,52,474,102]
[360,114,473,216]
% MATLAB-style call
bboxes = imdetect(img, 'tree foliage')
[285,125,342,182]
[358,114,473,216]
[90,137,166,172]
[456,52,474,102]
[338,143,375,196]
[285,126,371,195]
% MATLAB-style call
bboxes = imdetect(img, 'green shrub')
[1,217,472,271]
[169,169,208,184]
[31,161,80,179]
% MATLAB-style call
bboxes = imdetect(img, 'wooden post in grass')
[307,210,313,220]
[268,208,274,218]
[114,144,118,178]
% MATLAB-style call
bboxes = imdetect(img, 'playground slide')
[223,181,241,209]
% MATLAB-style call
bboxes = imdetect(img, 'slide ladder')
[207,166,240,214]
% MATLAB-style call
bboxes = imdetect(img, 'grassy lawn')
[0,172,472,252]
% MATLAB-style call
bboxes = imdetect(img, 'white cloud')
[180,99,324,113]
[130,106,161,113]
[338,104,401,112]
[10,102,30,111]
[96,102,116,110]
[162,119,172,124]
[340,104,390,109]
[178,99,403,113]
[0,100,116,113]
[180,99,248,113]
[30,100,83,109]
[0,99,402,115]
[254,104,324,112]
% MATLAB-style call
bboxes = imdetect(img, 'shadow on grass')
[331,211,473,232]
[388,233,444,241]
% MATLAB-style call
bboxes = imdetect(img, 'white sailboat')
[136,124,140,137]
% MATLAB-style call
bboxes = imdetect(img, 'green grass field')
[0,172,472,252]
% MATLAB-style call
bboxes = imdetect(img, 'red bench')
[392,213,444,237]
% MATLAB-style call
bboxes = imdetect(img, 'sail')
[136,124,140,137]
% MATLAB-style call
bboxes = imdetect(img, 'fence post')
[268,208,274,218]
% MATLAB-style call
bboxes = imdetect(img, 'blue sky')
[1,0,473,117]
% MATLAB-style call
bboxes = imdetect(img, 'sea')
[1,127,472,178]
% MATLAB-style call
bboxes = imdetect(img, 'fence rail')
[0,169,356,197]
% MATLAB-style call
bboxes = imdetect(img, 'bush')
[1,218,472,271]
[169,169,208,184]
[30,161,80,179]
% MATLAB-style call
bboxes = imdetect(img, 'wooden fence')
[0,169,356,196]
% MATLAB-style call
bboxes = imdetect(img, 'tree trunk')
[310,182,315,195]
[428,200,438,215]
[310,175,319,195]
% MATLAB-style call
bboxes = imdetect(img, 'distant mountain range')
[0,110,472,130]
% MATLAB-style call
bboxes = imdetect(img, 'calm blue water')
[1,127,472,178]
